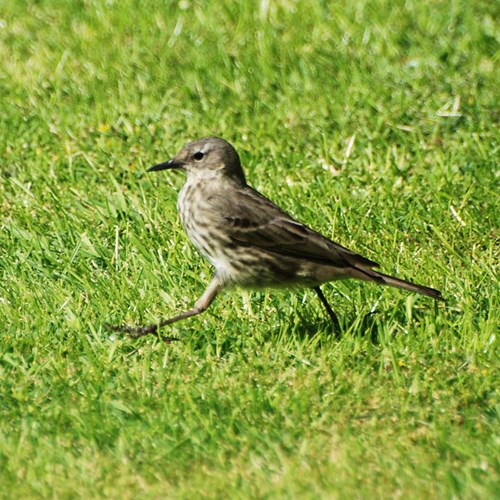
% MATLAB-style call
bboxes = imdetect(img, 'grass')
[0,0,498,497]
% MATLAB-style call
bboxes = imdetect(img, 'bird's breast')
[178,180,234,277]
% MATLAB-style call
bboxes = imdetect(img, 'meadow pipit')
[110,137,444,339]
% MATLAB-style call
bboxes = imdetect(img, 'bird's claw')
[105,323,180,344]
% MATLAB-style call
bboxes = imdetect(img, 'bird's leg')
[108,277,221,342]
[313,286,340,334]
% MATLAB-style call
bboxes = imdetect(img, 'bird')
[110,137,444,340]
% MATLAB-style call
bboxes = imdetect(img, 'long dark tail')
[377,271,444,301]
[354,266,445,301]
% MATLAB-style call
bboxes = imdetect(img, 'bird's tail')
[354,266,445,301]
[377,271,444,301]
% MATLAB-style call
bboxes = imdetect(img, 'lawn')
[0,0,498,497]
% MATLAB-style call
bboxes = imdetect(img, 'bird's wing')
[212,186,379,269]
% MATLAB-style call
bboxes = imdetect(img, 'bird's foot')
[105,322,180,344]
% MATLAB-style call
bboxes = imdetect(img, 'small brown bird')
[111,137,443,339]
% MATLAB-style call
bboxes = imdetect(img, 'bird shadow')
[290,309,382,344]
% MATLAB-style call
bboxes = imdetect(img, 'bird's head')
[148,137,246,183]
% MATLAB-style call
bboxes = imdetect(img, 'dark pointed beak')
[147,159,182,172]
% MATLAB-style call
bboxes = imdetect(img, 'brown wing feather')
[214,186,379,269]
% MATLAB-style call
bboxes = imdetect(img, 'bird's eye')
[193,151,204,161]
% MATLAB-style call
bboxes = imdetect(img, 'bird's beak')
[147,159,182,172]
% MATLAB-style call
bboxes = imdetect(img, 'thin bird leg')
[313,286,340,333]
[108,277,221,342]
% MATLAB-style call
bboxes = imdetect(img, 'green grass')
[0,0,498,497]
